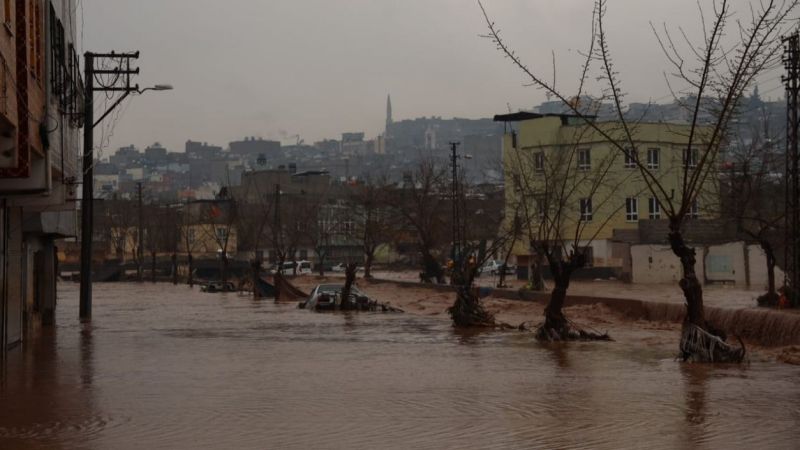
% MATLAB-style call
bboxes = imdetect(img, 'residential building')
[1,1,82,351]
[499,113,719,272]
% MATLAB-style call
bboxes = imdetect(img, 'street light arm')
[92,90,130,129]
[92,84,172,128]
[136,84,174,94]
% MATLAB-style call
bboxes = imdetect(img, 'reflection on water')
[1,282,799,450]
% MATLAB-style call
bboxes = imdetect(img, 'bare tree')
[392,160,450,283]
[722,111,786,305]
[179,202,202,287]
[480,0,796,360]
[144,205,180,283]
[350,179,394,279]
[506,122,625,340]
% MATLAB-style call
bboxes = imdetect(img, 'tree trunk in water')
[535,260,576,341]
[421,251,443,284]
[341,263,358,310]
[171,253,178,285]
[151,251,157,283]
[529,253,545,291]
[670,226,744,362]
[252,259,261,299]
[221,255,229,283]
[543,275,570,335]
[757,240,780,306]
[364,252,374,279]
[187,254,194,287]
[668,228,704,326]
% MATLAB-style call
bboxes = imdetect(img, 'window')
[647,148,660,169]
[578,148,591,170]
[215,227,228,241]
[624,148,638,168]
[536,195,547,220]
[688,200,700,219]
[579,198,593,222]
[684,147,699,169]
[648,197,661,219]
[534,152,544,172]
[625,197,639,222]
[187,229,196,244]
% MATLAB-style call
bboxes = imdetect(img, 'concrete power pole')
[784,32,800,294]
[80,51,141,321]
[450,142,461,262]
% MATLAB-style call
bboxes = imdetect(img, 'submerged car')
[200,281,237,293]
[301,283,374,311]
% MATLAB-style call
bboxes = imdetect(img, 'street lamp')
[137,84,174,94]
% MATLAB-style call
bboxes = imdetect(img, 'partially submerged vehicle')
[300,283,402,312]
[301,284,374,311]
[200,281,236,293]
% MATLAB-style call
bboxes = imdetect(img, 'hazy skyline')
[84,0,785,156]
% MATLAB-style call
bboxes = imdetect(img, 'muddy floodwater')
[2,283,799,449]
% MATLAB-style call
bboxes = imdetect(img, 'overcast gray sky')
[84,0,786,156]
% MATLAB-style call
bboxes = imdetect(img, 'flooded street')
[1,283,799,449]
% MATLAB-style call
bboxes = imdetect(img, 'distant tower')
[385,94,393,137]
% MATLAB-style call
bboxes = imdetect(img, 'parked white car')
[331,263,362,273]
[480,260,515,276]
[274,260,313,275]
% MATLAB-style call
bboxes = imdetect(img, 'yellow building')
[179,223,238,259]
[499,113,718,269]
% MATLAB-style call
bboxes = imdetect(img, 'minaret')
[385,94,393,137]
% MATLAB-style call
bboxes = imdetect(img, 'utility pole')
[783,32,800,294]
[80,51,141,321]
[450,142,461,263]
[137,181,144,282]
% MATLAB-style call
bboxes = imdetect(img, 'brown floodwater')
[1,282,799,450]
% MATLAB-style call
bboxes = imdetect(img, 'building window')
[647,148,660,169]
[688,200,700,219]
[579,198,593,222]
[648,197,661,219]
[215,227,228,241]
[578,148,591,170]
[625,197,639,222]
[624,148,638,168]
[684,147,699,169]
[536,197,545,220]
[534,152,544,172]
[187,229,196,244]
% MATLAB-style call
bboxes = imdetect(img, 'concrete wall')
[704,242,746,284]
[631,240,781,288]
[747,244,786,291]
[631,244,706,284]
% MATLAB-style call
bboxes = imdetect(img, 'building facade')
[1,0,81,351]
[501,114,719,272]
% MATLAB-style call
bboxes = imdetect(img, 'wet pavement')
[1,282,799,449]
